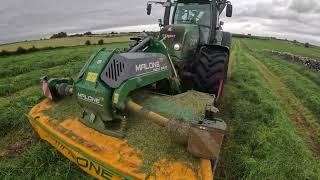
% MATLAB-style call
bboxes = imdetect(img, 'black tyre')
[192,47,229,100]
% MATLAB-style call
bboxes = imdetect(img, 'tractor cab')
[147,0,232,61]
[172,2,212,44]
[146,0,232,96]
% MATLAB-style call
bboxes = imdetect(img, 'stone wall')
[264,50,320,72]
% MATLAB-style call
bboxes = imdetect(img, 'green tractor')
[34,0,233,178]
[147,0,233,97]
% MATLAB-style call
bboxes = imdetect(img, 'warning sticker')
[113,93,119,104]
[86,72,98,82]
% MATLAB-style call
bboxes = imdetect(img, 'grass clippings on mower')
[41,91,213,173]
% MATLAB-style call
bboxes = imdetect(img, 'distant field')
[243,38,320,60]
[0,35,134,52]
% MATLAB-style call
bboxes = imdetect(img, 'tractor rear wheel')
[192,47,229,101]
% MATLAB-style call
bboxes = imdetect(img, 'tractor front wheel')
[192,47,229,101]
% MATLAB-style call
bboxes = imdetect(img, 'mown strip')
[0,55,81,79]
[0,61,83,96]
[218,40,320,179]
[245,52,320,156]
[259,51,320,86]
[0,43,131,96]
[249,51,320,122]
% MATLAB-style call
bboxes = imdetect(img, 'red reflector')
[40,80,53,100]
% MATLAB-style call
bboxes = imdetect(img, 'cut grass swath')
[0,42,130,79]
[0,43,131,96]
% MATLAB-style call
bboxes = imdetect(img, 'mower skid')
[28,99,213,180]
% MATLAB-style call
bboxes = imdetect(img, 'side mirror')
[226,3,233,17]
[147,3,152,15]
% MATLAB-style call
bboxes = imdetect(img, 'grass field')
[0,35,133,52]
[0,37,320,179]
[215,39,320,179]
[0,41,130,178]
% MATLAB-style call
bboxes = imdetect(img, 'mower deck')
[29,91,214,179]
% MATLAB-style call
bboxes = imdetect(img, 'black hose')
[128,36,152,52]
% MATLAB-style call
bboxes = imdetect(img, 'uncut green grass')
[250,51,320,121]
[243,38,320,60]
[0,42,130,178]
[220,42,320,179]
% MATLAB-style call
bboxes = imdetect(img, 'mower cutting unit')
[30,0,232,179]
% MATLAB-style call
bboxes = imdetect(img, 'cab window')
[173,3,211,27]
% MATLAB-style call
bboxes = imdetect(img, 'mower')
[29,0,232,179]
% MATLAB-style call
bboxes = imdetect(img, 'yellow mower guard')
[28,99,213,180]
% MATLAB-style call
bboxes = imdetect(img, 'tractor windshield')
[173,3,211,27]
[173,3,212,44]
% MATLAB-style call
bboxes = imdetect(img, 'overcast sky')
[0,0,319,45]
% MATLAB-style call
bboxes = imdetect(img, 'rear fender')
[211,31,232,53]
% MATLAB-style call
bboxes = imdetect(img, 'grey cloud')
[272,0,289,7]
[236,2,303,24]
[0,0,319,45]
[289,0,319,13]
[263,19,320,37]
[0,0,164,44]
[228,0,320,43]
